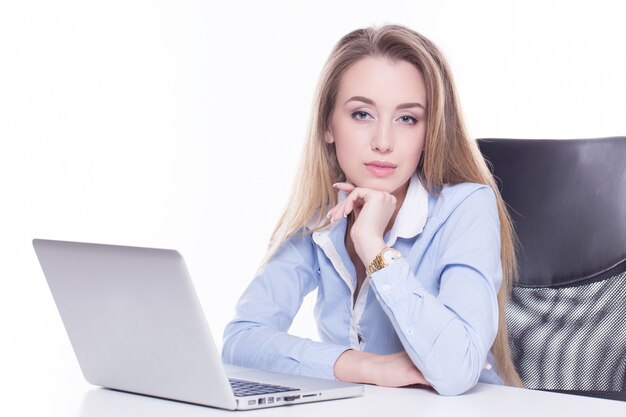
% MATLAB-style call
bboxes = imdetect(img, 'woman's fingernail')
[326,210,332,219]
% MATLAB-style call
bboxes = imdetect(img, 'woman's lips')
[365,163,396,177]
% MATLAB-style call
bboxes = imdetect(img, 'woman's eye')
[399,115,418,124]
[351,111,371,121]
[351,111,417,125]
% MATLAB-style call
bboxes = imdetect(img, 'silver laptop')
[33,239,363,410]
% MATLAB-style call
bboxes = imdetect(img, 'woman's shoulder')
[430,181,497,222]
[440,181,495,198]
[272,226,316,250]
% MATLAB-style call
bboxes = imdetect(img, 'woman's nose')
[371,124,393,152]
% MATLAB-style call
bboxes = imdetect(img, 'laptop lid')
[34,239,238,409]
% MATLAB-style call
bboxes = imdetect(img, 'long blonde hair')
[260,24,523,388]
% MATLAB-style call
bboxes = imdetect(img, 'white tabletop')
[5,374,624,417]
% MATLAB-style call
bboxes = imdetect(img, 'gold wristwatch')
[366,247,403,277]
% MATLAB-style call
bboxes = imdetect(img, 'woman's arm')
[367,186,502,395]
[333,349,432,387]
[330,183,502,395]
[221,232,351,380]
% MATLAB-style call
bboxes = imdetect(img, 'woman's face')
[326,56,427,198]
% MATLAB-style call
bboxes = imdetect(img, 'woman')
[222,23,523,395]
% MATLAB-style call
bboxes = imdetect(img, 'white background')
[1,0,625,413]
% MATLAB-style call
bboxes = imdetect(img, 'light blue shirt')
[222,172,505,395]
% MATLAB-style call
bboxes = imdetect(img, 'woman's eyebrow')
[344,95,425,110]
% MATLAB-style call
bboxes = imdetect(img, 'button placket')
[312,231,360,349]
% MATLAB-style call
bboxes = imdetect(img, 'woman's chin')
[353,180,396,193]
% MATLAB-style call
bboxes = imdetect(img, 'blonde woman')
[222,24,523,395]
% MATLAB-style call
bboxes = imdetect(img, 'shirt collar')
[308,172,429,246]
[384,171,429,245]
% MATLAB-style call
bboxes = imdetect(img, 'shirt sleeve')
[368,186,502,395]
[221,230,351,380]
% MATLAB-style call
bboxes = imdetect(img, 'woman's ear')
[325,129,335,144]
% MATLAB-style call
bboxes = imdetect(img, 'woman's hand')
[334,349,431,388]
[326,182,397,265]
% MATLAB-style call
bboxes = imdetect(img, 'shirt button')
[484,362,492,370]
[382,283,391,292]
[406,328,413,335]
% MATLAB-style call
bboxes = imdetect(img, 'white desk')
[2,328,624,417]
[5,379,624,417]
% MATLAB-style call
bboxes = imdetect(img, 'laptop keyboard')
[229,378,299,397]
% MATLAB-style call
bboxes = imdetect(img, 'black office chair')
[477,137,626,401]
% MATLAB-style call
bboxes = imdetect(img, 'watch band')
[366,247,402,277]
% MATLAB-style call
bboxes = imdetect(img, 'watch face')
[382,248,402,263]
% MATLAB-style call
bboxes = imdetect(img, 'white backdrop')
[1,0,625,407]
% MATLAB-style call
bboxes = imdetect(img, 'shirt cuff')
[369,258,421,307]
[300,341,352,380]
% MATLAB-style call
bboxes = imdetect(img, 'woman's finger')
[327,198,349,223]
[343,195,363,217]
[333,182,356,192]
[343,186,372,218]
[327,182,356,222]
[343,198,353,217]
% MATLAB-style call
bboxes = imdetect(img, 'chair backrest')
[477,137,626,401]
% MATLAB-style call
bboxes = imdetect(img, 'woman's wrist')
[354,237,386,268]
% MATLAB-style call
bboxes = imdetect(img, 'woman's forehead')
[337,56,427,108]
